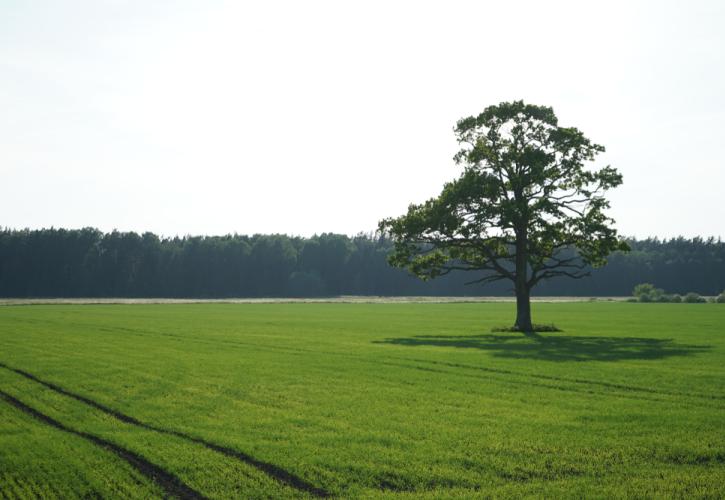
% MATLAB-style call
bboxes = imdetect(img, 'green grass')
[0,302,723,498]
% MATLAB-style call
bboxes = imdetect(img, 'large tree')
[379,101,627,332]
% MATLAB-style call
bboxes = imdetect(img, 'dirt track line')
[0,389,205,499]
[0,362,330,498]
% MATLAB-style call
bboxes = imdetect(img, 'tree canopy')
[380,101,627,331]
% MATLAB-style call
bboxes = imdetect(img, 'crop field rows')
[0,365,322,499]
[1,303,724,498]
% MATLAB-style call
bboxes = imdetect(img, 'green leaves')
[380,100,626,289]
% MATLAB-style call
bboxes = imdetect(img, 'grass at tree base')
[492,324,562,333]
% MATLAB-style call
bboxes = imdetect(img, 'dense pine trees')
[0,228,722,297]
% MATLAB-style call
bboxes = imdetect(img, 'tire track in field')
[0,362,330,498]
[0,389,205,500]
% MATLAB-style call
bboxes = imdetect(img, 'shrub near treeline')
[631,283,724,303]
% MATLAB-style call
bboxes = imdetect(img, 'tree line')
[0,228,723,298]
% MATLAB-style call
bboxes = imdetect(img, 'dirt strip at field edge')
[0,296,629,306]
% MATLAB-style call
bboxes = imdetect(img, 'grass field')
[0,302,723,498]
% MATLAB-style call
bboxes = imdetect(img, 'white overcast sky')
[1,0,724,238]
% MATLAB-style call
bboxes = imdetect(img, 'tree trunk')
[514,286,533,332]
[514,227,533,332]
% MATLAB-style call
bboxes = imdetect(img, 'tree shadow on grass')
[373,333,711,362]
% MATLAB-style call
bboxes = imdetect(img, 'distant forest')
[0,228,723,297]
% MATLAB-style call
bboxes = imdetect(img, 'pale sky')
[2,1,724,238]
